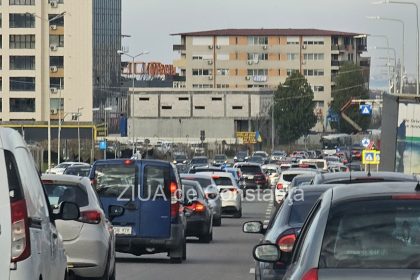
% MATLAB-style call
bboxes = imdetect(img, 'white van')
[0,128,80,280]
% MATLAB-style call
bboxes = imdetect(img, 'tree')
[273,71,317,144]
[331,63,370,133]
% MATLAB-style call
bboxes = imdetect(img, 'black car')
[212,154,228,167]
[234,151,248,163]
[63,165,91,177]
[244,185,334,280]
[190,156,209,168]
[173,154,188,164]
[235,163,267,189]
[182,180,213,243]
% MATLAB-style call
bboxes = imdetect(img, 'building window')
[50,56,64,68]
[9,13,35,28]
[287,69,299,76]
[178,97,189,101]
[247,69,268,76]
[50,77,64,89]
[303,39,324,45]
[192,54,212,60]
[216,84,229,89]
[304,53,325,60]
[139,97,149,101]
[48,14,64,26]
[248,36,268,45]
[0,77,2,91]
[0,35,2,48]
[9,0,35,5]
[9,35,35,49]
[192,84,213,88]
[10,98,35,112]
[287,37,300,45]
[195,106,205,110]
[0,99,2,112]
[192,69,212,76]
[248,53,268,61]
[232,106,243,110]
[10,77,35,91]
[287,53,299,60]
[10,56,35,70]
[49,35,64,47]
[212,97,222,101]
[217,69,229,76]
[304,69,324,76]
[162,106,172,110]
[313,86,325,92]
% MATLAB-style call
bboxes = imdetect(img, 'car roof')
[181,179,201,187]
[180,173,214,179]
[198,171,233,178]
[41,174,90,184]
[297,184,340,192]
[262,164,279,168]
[315,171,417,183]
[192,156,208,159]
[282,168,319,174]
[93,159,170,165]
[235,162,261,166]
[330,182,420,203]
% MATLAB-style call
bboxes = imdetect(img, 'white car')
[261,164,281,187]
[274,169,319,206]
[0,128,80,280]
[46,162,91,175]
[42,174,124,280]
[299,159,328,171]
[200,172,242,218]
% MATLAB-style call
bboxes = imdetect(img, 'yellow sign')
[236,132,256,144]
[362,150,380,165]
[96,123,107,137]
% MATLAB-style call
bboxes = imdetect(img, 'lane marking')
[263,220,269,224]
[249,268,255,274]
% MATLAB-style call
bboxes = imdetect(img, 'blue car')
[89,159,187,263]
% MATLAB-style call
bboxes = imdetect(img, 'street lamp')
[373,46,398,93]
[117,50,149,155]
[368,35,392,89]
[367,15,405,93]
[373,0,419,95]
[72,107,83,162]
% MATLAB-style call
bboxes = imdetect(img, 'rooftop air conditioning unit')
[50,44,58,51]
[208,76,213,80]
[245,76,251,81]
[208,45,214,49]
[247,60,253,65]
[50,66,58,72]
[50,109,58,114]
[50,0,58,8]
[207,60,213,65]
[50,24,57,30]
[50,87,59,94]
[262,45,268,50]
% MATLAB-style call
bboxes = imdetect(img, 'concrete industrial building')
[172,28,370,124]
[0,0,122,124]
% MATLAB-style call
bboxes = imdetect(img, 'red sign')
[123,62,176,77]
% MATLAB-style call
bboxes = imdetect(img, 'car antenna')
[349,138,352,183]
[415,182,420,192]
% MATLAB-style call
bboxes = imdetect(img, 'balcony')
[173,44,186,51]
[357,44,367,52]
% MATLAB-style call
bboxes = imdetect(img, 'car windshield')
[213,177,233,186]
[64,167,91,177]
[249,156,264,163]
[292,176,313,186]
[44,183,89,208]
[239,165,261,174]
[191,158,208,164]
[175,155,187,161]
[320,199,420,269]
[215,155,226,160]
[283,173,301,182]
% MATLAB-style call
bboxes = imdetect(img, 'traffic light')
[200,130,205,142]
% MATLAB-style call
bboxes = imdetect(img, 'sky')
[122,0,419,86]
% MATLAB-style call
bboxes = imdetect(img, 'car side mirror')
[56,201,80,221]
[253,244,281,263]
[109,205,125,221]
[243,221,265,234]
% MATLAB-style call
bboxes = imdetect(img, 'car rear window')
[142,165,170,199]
[239,165,261,174]
[183,184,204,200]
[191,158,208,164]
[5,150,24,203]
[283,174,300,182]
[187,178,212,189]
[213,177,233,186]
[44,183,89,208]
[288,192,323,226]
[320,199,420,269]
[93,163,137,199]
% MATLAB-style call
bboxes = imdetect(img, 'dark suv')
[235,163,267,189]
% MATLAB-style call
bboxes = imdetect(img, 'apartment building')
[0,0,121,123]
[172,29,370,121]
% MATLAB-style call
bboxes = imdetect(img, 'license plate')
[247,175,254,179]
[113,226,132,235]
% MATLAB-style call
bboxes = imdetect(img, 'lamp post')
[117,50,149,155]
[373,0,419,95]
[367,16,405,93]
[73,107,83,162]
[368,35,391,89]
[373,46,398,93]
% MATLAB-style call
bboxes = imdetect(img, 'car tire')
[170,239,185,263]
[213,216,222,227]
[199,227,213,243]
[182,238,187,261]
[233,208,242,218]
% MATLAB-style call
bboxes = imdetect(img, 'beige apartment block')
[172,29,370,125]
[0,0,121,123]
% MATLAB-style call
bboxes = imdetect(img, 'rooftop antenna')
[415,182,420,192]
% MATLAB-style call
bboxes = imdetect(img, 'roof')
[314,171,417,184]
[41,174,89,184]
[331,182,420,202]
[171,28,361,37]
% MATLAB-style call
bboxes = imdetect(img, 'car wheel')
[199,227,212,243]
[233,208,242,218]
[182,238,187,261]
[213,216,222,227]
[170,239,184,263]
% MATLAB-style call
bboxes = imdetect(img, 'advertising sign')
[236,132,256,144]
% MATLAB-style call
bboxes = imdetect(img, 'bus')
[321,134,352,156]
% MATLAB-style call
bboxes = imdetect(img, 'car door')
[0,149,11,279]
[139,163,171,238]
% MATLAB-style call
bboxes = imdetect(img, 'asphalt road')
[116,198,272,280]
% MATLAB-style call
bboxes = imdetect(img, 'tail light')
[236,171,241,178]
[11,199,31,262]
[170,182,180,221]
[229,188,238,193]
[80,210,101,224]
[185,202,206,213]
[90,178,97,188]
[276,183,284,190]
[276,233,296,252]
[302,268,318,280]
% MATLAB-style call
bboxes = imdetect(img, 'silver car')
[42,174,124,280]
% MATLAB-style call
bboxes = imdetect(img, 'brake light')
[79,210,102,224]
[392,194,420,200]
[41,180,54,184]
[170,181,180,220]
[301,268,318,280]
[229,188,238,193]
[212,175,220,179]
[124,160,134,165]
[11,199,31,262]
[277,234,296,252]
[276,183,284,190]
[186,202,206,213]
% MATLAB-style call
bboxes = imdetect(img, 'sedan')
[182,180,214,243]
[42,174,123,280]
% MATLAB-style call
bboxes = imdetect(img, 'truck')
[380,93,420,175]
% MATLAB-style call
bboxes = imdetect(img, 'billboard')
[396,102,420,174]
